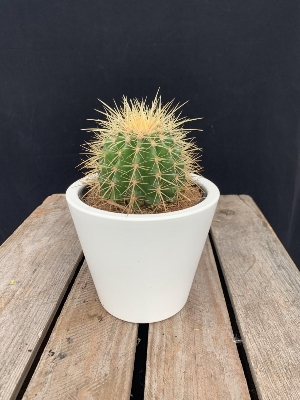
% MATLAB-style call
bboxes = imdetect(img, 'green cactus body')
[98,132,186,208]
[82,93,202,212]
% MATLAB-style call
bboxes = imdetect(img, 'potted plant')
[66,93,219,323]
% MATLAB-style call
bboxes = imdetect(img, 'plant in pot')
[66,93,220,323]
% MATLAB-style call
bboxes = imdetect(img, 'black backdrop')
[1,0,300,269]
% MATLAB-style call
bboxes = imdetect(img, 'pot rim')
[66,174,220,221]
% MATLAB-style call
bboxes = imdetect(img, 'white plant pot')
[66,175,220,323]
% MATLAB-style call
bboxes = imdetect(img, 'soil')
[81,185,205,214]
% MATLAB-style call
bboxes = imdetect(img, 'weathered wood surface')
[211,195,300,400]
[0,194,82,400]
[145,239,251,400]
[24,261,139,400]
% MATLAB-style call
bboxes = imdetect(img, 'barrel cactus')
[81,93,202,212]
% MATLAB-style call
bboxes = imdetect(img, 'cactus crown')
[81,92,202,213]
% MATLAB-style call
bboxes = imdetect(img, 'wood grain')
[211,195,300,400]
[145,239,250,400]
[0,194,82,400]
[24,261,139,400]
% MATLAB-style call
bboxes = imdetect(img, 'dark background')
[1,0,300,268]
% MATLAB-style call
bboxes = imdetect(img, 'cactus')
[81,93,202,212]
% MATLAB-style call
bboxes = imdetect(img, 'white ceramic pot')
[66,175,219,323]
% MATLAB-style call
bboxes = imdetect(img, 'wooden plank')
[0,194,82,400]
[210,195,300,400]
[145,239,251,400]
[23,261,139,400]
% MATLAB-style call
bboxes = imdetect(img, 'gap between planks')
[0,194,83,400]
[145,238,251,400]
[16,255,85,399]
[23,261,139,400]
[209,232,259,400]
[210,194,300,400]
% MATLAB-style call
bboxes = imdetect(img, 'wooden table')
[0,195,299,400]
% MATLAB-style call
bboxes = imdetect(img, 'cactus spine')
[82,93,202,212]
